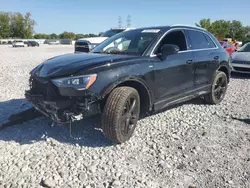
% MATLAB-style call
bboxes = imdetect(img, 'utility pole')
[126,15,131,27]
[118,16,122,28]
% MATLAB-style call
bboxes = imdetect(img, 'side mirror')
[157,44,180,60]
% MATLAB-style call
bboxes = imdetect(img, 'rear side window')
[204,34,216,48]
[187,30,216,50]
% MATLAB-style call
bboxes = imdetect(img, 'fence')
[0,39,72,45]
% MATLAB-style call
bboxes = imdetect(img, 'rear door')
[185,29,219,89]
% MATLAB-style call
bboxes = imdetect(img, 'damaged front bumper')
[25,77,101,124]
[25,90,100,123]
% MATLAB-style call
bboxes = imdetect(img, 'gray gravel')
[0,44,250,188]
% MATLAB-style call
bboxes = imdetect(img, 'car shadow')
[0,97,206,147]
[0,98,113,147]
[232,117,250,125]
[231,72,250,79]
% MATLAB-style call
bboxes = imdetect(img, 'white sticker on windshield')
[142,29,160,33]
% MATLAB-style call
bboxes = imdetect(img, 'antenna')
[118,16,122,28]
[126,15,131,27]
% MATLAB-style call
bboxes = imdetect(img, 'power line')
[127,15,131,27]
[118,16,122,28]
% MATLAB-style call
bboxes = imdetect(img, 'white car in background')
[48,40,60,45]
[74,27,135,53]
[12,40,25,47]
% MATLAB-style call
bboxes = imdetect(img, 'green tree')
[98,32,104,36]
[210,20,230,39]
[229,20,245,40]
[23,12,36,38]
[50,33,58,39]
[242,26,250,44]
[199,18,212,31]
[59,31,75,39]
[9,12,35,38]
[75,34,85,40]
[0,12,10,38]
[87,33,98,37]
[9,12,25,38]
[34,33,50,39]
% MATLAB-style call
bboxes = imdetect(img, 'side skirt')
[153,85,211,112]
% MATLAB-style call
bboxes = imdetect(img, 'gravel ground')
[0,44,250,188]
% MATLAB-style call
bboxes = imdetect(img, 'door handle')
[214,56,219,60]
[186,60,193,64]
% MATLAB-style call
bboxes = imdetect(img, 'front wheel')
[101,86,140,143]
[204,71,228,104]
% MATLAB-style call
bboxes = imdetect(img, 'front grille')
[29,77,61,100]
[75,41,90,52]
[232,60,250,65]
[233,67,250,72]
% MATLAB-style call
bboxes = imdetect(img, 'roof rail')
[170,24,207,30]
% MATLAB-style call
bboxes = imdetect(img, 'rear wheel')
[204,71,228,104]
[101,86,140,143]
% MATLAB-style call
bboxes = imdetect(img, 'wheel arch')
[217,65,230,83]
[100,78,153,116]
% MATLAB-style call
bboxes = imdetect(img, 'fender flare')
[100,76,154,110]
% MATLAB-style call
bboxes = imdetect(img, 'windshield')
[237,43,250,52]
[101,29,125,37]
[91,29,160,56]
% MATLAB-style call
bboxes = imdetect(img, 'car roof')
[130,24,207,32]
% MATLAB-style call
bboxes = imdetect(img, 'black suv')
[25,25,230,143]
[27,41,39,47]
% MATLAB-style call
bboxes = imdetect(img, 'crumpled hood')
[231,52,250,61]
[77,37,108,44]
[31,53,139,78]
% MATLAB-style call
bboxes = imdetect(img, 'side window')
[204,34,216,48]
[187,30,213,50]
[155,30,187,53]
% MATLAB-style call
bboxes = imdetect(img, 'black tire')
[204,71,228,105]
[101,86,140,143]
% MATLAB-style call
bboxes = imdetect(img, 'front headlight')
[52,74,97,90]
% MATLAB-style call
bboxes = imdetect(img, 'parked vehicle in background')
[12,40,25,47]
[48,40,60,45]
[220,41,236,55]
[74,27,135,53]
[25,25,230,143]
[230,42,250,73]
[27,41,39,47]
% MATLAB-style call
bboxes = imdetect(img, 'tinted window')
[187,30,214,50]
[204,34,216,48]
[155,30,187,53]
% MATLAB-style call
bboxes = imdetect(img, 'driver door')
[153,30,195,109]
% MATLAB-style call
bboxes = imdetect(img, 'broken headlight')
[52,74,97,90]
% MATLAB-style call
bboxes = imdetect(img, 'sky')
[1,0,250,35]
